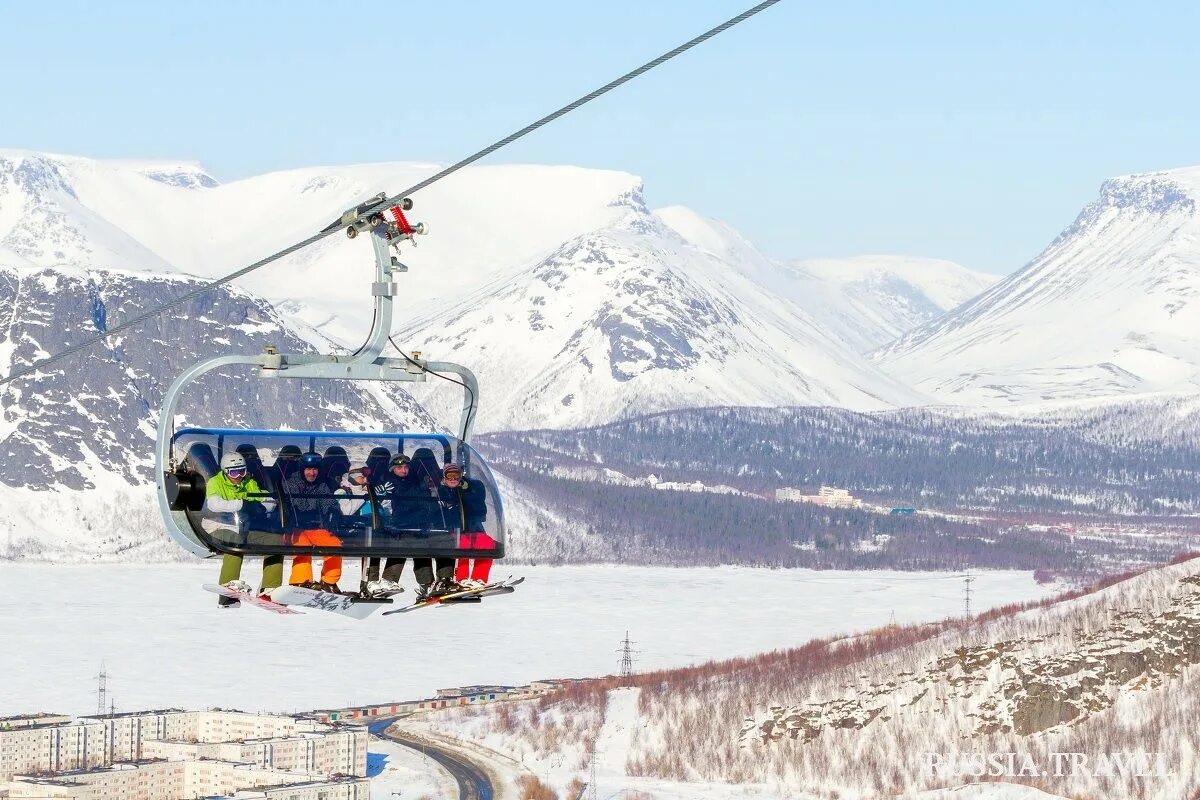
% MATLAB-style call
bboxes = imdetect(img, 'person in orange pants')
[290,528,343,587]
[282,453,344,591]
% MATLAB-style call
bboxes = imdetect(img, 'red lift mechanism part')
[385,205,416,236]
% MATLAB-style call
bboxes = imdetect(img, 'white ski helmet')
[221,452,247,472]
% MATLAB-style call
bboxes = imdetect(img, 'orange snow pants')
[454,531,495,583]
[288,528,343,585]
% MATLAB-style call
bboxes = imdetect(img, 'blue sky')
[4,0,1200,273]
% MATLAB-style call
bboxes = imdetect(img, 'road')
[367,717,494,800]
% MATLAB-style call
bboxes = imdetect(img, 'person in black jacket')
[363,453,424,596]
[282,452,343,591]
[407,448,459,597]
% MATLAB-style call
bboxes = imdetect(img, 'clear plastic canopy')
[162,428,505,559]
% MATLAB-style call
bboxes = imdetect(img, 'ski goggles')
[225,466,248,478]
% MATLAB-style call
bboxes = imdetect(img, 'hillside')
[0,261,433,560]
[479,398,1200,518]
[654,206,998,353]
[405,555,1200,799]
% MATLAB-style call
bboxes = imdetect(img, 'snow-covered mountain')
[0,260,433,559]
[0,149,657,346]
[875,168,1200,405]
[656,205,998,353]
[1,150,970,436]
[790,254,998,352]
[0,148,979,556]
[400,203,930,431]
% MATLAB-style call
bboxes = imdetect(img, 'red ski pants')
[455,531,495,583]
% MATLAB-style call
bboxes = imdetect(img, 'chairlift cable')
[0,0,784,390]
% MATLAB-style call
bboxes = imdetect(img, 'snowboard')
[382,576,524,615]
[202,583,302,615]
[268,585,390,621]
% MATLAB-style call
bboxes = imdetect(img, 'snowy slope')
[791,254,997,352]
[409,559,1199,799]
[875,168,1200,404]
[1,149,938,436]
[0,261,433,558]
[0,149,644,346]
[656,205,997,353]
[398,202,929,431]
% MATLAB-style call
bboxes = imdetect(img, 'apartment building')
[0,715,72,731]
[775,485,862,508]
[3,760,369,800]
[0,710,368,800]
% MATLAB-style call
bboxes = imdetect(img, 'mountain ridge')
[875,167,1200,405]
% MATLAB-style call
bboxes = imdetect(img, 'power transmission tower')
[963,575,975,621]
[616,631,640,680]
[586,748,599,800]
[96,663,108,716]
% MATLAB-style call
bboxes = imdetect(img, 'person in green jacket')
[206,451,282,607]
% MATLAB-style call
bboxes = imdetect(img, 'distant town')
[0,680,573,799]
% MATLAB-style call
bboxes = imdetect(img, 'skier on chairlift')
[440,463,493,589]
[206,452,281,606]
[363,453,423,597]
[282,453,344,593]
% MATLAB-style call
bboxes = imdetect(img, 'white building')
[775,485,862,508]
[4,761,369,800]
[0,710,368,800]
[0,714,72,731]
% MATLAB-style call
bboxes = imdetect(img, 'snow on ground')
[401,687,1072,800]
[912,786,1072,799]
[400,698,805,800]
[367,734,457,800]
[0,563,1055,717]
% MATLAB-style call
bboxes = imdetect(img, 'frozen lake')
[0,563,1057,716]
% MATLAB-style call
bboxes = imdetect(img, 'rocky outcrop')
[741,572,1200,745]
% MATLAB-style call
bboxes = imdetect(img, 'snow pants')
[367,557,408,583]
[219,553,284,591]
[288,528,343,584]
[414,557,456,587]
[217,509,285,593]
[454,531,495,583]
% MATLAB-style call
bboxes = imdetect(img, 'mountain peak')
[1049,172,1197,250]
[876,164,1200,405]
[0,152,77,200]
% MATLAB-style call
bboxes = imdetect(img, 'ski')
[202,584,302,615]
[268,585,389,621]
[474,575,525,598]
[382,576,524,615]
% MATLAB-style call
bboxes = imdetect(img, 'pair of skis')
[381,576,524,615]
[202,577,522,620]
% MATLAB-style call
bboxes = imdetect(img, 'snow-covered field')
[0,563,1055,717]
[398,686,1077,800]
[367,734,458,800]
